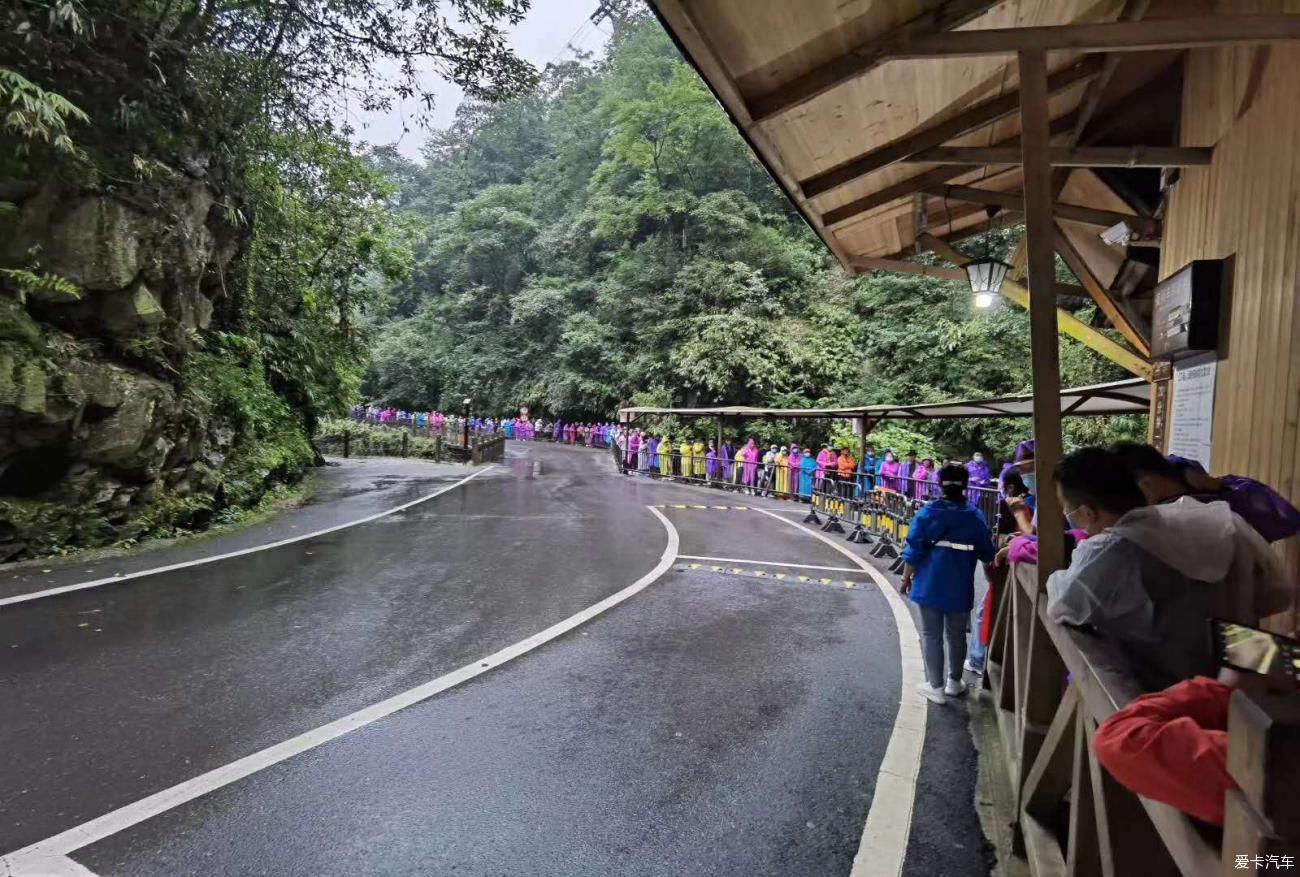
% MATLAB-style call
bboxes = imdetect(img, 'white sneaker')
[963,659,984,676]
[945,678,967,697]
[916,682,946,704]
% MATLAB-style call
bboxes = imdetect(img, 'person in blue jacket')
[900,462,997,703]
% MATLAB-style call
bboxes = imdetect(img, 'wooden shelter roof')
[647,0,1217,266]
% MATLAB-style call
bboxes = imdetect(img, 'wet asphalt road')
[0,442,992,876]
[0,457,468,602]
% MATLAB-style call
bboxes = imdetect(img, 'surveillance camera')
[1100,221,1134,247]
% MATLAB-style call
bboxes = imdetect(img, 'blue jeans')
[967,590,988,672]
[918,606,969,688]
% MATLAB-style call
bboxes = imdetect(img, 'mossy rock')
[17,362,45,414]
[0,352,14,407]
[0,299,44,348]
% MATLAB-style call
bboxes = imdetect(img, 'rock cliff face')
[0,168,309,561]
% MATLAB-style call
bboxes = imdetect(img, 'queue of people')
[350,404,496,436]
[611,430,1004,506]
[898,436,1300,830]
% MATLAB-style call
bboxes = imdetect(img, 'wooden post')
[343,432,350,459]
[401,431,410,457]
[1018,49,1066,586]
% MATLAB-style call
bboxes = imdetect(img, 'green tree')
[362,16,1146,463]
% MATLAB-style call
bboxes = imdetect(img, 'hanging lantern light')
[965,205,1011,309]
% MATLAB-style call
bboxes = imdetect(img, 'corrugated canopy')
[619,378,1149,422]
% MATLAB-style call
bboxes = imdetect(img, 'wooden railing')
[470,435,504,464]
[985,563,1296,876]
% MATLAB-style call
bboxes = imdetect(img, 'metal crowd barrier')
[619,449,818,499]
[805,473,1002,575]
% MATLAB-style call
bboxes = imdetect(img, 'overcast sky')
[346,0,611,161]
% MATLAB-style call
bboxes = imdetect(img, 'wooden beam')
[1008,237,1028,282]
[1067,709,1104,876]
[883,15,1300,59]
[912,192,928,253]
[1021,686,1080,817]
[1052,0,1151,194]
[746,0,999,123]
[822,113,1078,228]
[920,232,1152,379]
[905,145,1213,167]
[1020,49,1066,587]
[878,211,1023,263]
[922,183,1146,229]
[1053,223,1151,356]
[799,57,1102,198]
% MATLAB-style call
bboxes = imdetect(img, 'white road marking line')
[676,555,862,574]
[0,467,496,609]
[2,852,96,875]
[0,506,680,875]
[752,509,926,877]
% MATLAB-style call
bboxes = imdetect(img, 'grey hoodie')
[1046,498,1287,689]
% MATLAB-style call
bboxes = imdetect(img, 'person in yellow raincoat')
[658,437,673,476]
[677,437,692,480]
[692,439,706,478]
[775,446,790,496]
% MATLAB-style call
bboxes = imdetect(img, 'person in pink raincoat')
[740,439,760,492]
[815,444,835,495]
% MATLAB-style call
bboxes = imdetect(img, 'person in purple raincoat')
[878,450,901,491]
[898,449,919,494]
[719,440,734,488]
[998,438,1035,487]
[965,452,992,488]
[705,441,719,482]
[624,429,640,470]
[644,434,659,474]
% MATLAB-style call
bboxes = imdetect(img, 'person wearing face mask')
[798,447,817,500]
[775,446,790,497]
[998,438,1035,486]
[878,450,901,491]
[966,451,992,488]
[898,449,919,487]
[901,463,998,702]
[762,444,779,496]
[859,445,878,494]
[966,468,1037,677]
[1046,448,1291,691]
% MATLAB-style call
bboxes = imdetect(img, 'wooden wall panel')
[1162,15,1300,631]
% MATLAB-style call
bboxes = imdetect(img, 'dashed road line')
[653,503,752,511]
[676,555,862,574]
[676,563,869,590]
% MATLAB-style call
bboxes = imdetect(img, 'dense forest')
[360,10,1143,458]
[0,0,1139,558]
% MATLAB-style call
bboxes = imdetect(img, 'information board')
[1166,352,1217,468]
